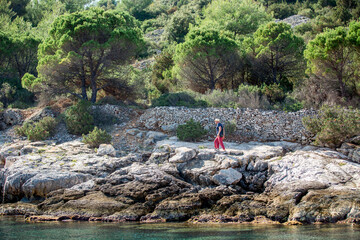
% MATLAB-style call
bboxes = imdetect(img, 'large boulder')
[169,147,197,163]
[212,168,243,186]
[97,144,117,157]
[2,109,22,126]
[4,170,92,201]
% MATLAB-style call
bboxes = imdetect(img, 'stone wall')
[137,107,317,143]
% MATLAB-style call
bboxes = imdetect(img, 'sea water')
[1,216,360,240]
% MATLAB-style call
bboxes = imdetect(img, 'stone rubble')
[137,107,316,143]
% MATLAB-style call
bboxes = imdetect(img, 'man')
[214,118,226,153]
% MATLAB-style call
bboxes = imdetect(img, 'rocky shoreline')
[1,106,360,225]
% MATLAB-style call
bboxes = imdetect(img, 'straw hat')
[214,118,220,122]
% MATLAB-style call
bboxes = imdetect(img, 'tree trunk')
[90,76,97,103]
[338,74,347,99]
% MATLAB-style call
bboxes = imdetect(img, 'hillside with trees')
[0,0,360,111]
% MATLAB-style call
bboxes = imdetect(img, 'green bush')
[302,105,360,148]
[176,119,207,142]
[16,117,58,141]
[65,101,94,135]
[96,96,124,106]
[267,3,296,19]
[152,92,207,108]
[261,83,286,104]
[281,96,303,112]
[224,120,237,136]
[91,107,120,127]
[8,100,31,109]
[82,127,112,148]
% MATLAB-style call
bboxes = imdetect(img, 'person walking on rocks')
[214,118,226,153]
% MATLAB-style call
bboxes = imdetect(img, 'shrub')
[152,92,207,108]
[281,96,303,112]
[96,96,123,106]
[176,119,207,142]
[196,86,270,109]
[64,101,94,135]
[302,105,360,148]
[224,120,237,136]
[91,107,120,127]
[16,117,58,141]
[82,127,112,148]
[267,3,296,19]
[8,101,31,109]
[261,83,286,104]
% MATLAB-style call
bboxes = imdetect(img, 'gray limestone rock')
[97,144,117,157]
[212,168,243,186]
[169,147,197,163]
[3,109,22,126]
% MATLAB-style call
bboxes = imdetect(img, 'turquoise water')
[1,216,360,240]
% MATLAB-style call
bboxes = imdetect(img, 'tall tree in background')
[202,0,273,39]
[119,0,153,20]
[248,22,305,87]
[174,27,240,92]
[37,8,144,103]
[305,24,360,101]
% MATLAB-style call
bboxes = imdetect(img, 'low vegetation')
[303,105,360,148]
[64,101,94,135]
[176,119,207,142]
[16,117,57,141]
[82,127,112,148]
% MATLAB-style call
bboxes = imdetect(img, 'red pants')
[214,136,225,150]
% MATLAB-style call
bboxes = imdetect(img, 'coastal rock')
[2,134,360,225]
[169,147,197,163]
[26,108,54,122]
[351,148,360,163]
[212,168,243,186]
[2,109,22,126]
[4,171,92,201]
[145,131,168,142]
[97,144,117,157]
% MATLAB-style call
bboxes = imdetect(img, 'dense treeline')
[0,0,360,111]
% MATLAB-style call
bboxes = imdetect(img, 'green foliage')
[304,24,359,102]
[151,45,176,93]
[119,0,153,20]
[21,73,41,91]
[0,83,16,108]
[224,120,236,136]
[176,118,207,142]
[152,92,207,108]
[82,127,112,148]
[8,100,31,109]
[64,101,94,135]
[261,83,286,103]
[163,4,196,43]
[248,22,306,87]
[267,2,296,19]
[37,8,144,103]
[196,87,270,109]
[16,117,58,141]
[174,26,240,92]
[202,0,273,38]
[91,107,120,127]
[281,96,304,112]
[302,105,360,147]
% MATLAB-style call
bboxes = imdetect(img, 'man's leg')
[214,137,219,149]
[219,137,225,150]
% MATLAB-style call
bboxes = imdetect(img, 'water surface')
[1,216,360,240]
